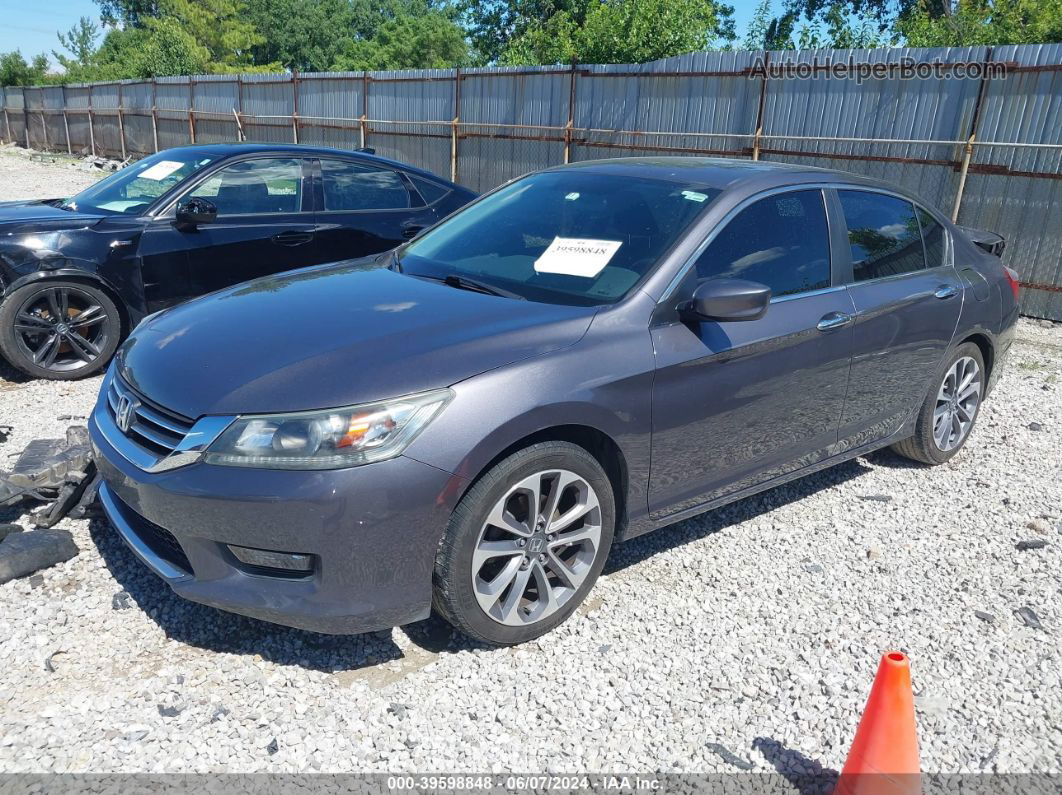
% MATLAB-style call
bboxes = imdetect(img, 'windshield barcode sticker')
[534,237,623,278]
[138,160,184,181]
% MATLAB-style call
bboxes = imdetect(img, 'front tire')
[0,280,121,380]
[433,441,615,646]
[891,341,986,465]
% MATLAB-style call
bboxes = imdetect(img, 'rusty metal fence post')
[361,73,369,149]
[451,67,461,182]
[952,47,994,223]
[61,86,71,155]
[188,77,197,144]
[564,61,577,164]
[292,71,300,143]
[752,52,769,161]
[117,82,127,159]
[151,78,159,153]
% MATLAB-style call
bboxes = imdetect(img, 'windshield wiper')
[442,274,525,300]
[413,272,525,300]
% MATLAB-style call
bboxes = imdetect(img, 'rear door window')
[918,208,947,268]
[694,189,831,297]
[321,160,412,211]
[838,191,927,281]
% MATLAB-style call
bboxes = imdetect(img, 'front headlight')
[202,389,452,470]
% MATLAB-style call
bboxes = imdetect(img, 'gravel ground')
[0,153,1060,778]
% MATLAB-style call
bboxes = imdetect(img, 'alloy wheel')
[472,469,603,627]
[12,286,109,373]
[933,355,981,452]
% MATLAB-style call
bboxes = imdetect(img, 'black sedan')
[0,143,476,380]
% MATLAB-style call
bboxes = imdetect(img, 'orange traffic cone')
[834,651,921,795]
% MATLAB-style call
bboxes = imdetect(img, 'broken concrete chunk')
[1014,607,1043,630]
[0,529,79,584]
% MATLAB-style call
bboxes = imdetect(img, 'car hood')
[118,261,597,418]
[0,199,106,229]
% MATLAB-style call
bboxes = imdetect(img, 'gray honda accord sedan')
[90,157,1019,645]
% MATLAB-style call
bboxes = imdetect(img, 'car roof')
[162,142,457,186]
[547,156,910,197]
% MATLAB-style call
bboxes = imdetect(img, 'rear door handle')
[271,231,314,247]
[935,284,959,299]
[817,311,852,332]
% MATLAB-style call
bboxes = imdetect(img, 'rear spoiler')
[958,225,1005,257]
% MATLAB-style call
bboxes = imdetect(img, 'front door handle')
[271,231,314,247]
[817,311,852,332]
[935,284,959,300]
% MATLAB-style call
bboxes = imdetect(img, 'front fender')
[403,295,658,538]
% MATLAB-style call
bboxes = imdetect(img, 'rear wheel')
[0,281,120,380]
[891,342,985,465]
[433,441,615,645]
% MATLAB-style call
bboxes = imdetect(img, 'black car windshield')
[401,170,720,305]
[60,150,218,215]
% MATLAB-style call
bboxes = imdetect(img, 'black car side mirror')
[683,278,772,322]
[175,198,218,230]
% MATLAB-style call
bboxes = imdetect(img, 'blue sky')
[1,0,762,70]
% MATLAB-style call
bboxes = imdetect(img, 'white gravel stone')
[0,153,1060,777]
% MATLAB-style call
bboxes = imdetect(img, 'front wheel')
[0,281,121,380]
[891,341,986,465]
[433,441,615,646]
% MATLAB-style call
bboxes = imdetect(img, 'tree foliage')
[0,0,1058,87]
[334,12,470,70]
[0,52,50,87]
[900,0,1062,45]
[501,0,735,65]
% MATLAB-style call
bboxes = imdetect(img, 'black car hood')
[0,199,106,229]
[118,262,597,418]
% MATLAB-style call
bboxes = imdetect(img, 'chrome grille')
[106,374,195,458]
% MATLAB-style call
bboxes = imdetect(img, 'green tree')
[0,52,50,86]
[243,0,439,71]
[332,11,470,69]
[135,17,213,76]
[460,0,595,64]
[156,0,265,68]
[900,0,1062,45]
[55,17,101,70]
[501,0,734,65]
[94,0,162,26]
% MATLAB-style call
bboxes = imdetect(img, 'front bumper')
[90,408,466,635]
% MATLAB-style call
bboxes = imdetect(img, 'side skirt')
[621,420,916,542]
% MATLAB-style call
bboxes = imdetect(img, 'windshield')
[60,150,218,215]
[401,170,720,305]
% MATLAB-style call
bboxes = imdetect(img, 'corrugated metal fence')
[2,45,1060,319]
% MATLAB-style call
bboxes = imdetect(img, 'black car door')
[831,189,963,448]
[137,156,315,309]
[649,188,855,519]
[310,157,439,262]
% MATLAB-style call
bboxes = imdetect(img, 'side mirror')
[175,197,217,230]
[683,278,772,322]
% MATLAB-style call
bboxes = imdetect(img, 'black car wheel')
[0,281,121,380]
[433,441,615,646]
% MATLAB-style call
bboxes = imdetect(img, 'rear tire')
[433,441,615,646]
[891,341,986,465]
[0,280,121,381]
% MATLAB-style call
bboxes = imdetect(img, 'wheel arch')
[3,270,131,337]
[958,331,994,381]
[453,423,631,540]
